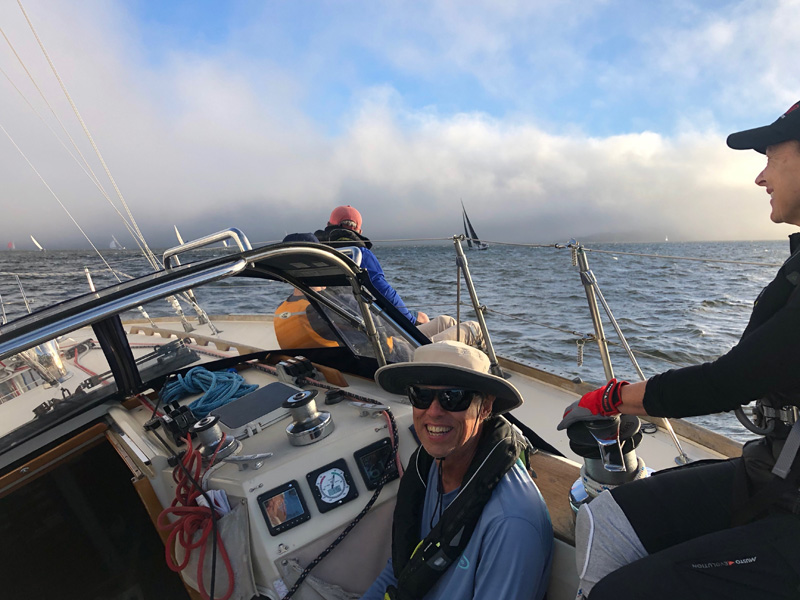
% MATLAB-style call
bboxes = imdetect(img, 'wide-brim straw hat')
[375,340,522,415]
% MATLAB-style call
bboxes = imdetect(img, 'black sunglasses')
[406,385,480,412]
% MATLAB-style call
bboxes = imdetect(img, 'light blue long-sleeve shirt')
[360,461,553,600]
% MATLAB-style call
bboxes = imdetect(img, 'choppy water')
[0,240,789,443]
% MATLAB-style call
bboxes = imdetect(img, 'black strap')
[389,417,521,599]
[732,443,800,526]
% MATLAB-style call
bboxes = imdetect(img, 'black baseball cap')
[727,100,800,154]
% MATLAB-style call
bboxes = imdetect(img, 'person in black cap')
[560,103,800,599]
[361,340,553,600]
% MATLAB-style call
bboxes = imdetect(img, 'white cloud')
[0,0,792,251]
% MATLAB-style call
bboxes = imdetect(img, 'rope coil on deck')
[160,366,258,418]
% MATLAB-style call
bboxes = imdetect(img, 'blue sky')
[1,0,799,247]
[127,0,790,137]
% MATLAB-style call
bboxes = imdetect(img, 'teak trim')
[0,422,108,499]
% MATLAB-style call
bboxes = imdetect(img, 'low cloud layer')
[0,1,794,250]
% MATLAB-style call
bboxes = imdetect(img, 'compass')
[306,458,358,513]
[315,468,349,503]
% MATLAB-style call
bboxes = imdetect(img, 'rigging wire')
[0,26,144,253]
[16,0,158,267]
[11,0,208,329]
[473,238,783,267]
[578,246,783,267]
[0,120,119,277]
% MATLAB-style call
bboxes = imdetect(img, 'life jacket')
[386,416,526,600]
[733,232,800,522]
[314,225,373,249]
[274,297,340,349]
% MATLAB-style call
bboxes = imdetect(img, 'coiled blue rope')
[161,366,259,418]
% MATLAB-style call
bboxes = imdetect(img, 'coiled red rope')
[157,435,235,600]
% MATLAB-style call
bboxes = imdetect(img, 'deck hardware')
[222,452,273,471]
[248,483,265,493]
[158,400,198,446]
[191,415,239,461]
[349,401,388,418]
[162,227,252,269]
[283,390,334,446]
[324,389,346,405]
[19,467,29,474]
[276,356,317,386]
[566,414,649,512]
[641,422,658,434]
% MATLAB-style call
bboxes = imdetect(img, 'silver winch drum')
[283,390,334,446]
[566,415,648,512]
[191,415,239,461]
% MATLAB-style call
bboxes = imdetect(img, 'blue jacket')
[314,225,416,325]
[359,247,416,325]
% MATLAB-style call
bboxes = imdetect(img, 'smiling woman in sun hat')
[360,340,553,600]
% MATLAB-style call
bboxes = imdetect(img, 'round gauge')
[315,467,350,503]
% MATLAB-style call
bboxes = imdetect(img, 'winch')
[283,389,334,446]
[190,414,239,461]
[566,414,650,512]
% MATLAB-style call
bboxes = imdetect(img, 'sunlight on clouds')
[330,93,770,242]
[0,0,793,248]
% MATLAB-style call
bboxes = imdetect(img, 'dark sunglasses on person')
[406,385,480,412]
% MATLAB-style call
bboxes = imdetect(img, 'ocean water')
[0,239,789,442]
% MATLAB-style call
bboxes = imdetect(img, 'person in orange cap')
[316,206,484,348]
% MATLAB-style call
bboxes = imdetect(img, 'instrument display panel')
[257,480,311,536]
[305,458,359,513]
[354,438,399,490]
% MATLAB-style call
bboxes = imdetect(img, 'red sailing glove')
[556,378,629,431]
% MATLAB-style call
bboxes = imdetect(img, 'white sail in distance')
[30,235,44,251]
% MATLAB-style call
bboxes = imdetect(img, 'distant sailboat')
[7,241,15,250]
[109,235,125,250]
[30,235,44,251]
[461,201,489,250]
